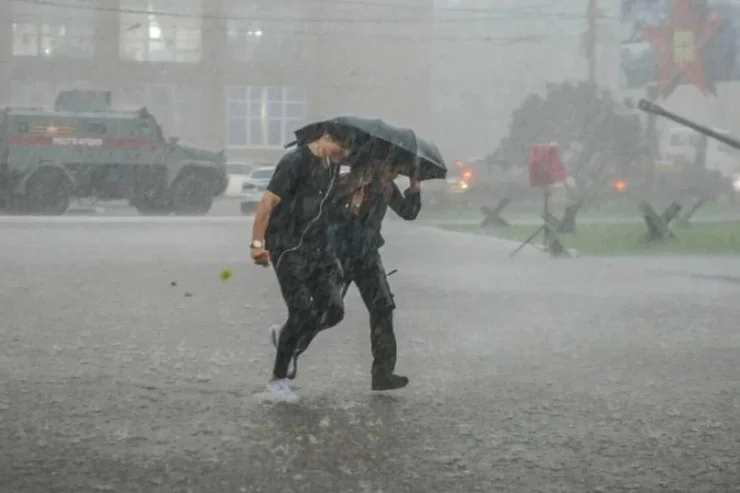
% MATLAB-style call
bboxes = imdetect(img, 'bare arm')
[251,152,301,245]
[251,191,281,243]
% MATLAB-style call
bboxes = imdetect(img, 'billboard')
[620,0,740,97]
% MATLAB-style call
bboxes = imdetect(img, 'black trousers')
[353,253,398,377]
[270,246,344,379]
[296,251,398,378]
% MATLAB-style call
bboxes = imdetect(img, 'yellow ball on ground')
[220,269,232,281]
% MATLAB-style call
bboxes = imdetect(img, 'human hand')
[408,178,421,193]
[250,247,270,267]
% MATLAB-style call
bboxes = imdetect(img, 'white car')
[240,165,276,215]
[224,162,255,198]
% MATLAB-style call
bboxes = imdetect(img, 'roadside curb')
[417,221,539,251]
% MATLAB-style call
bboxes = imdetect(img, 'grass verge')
[436,221,740,255]
[419,201,740,223]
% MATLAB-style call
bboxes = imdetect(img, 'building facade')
[1,0,433,162]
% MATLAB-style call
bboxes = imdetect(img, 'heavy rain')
[1,0,740,492]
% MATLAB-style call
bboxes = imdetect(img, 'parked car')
[417,161,472,206]
[225,161,264,198]
[240,165,276,215]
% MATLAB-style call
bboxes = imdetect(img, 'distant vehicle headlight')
[614,179,628,192]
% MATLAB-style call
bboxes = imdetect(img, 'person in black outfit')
[250,125,354,400]
[338,158,421,391]
[273,150,421,391]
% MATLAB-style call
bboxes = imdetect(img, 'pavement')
[1,205,739,493]
[64,197,247,217]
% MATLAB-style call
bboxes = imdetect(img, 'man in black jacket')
[250,124,355,401]
[270,155,421,391]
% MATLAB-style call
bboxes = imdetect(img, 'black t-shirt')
[266,146,340,253]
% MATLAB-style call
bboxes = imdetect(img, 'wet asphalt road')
[1,210,739,493]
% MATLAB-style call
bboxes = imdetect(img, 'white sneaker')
[269,324,282,348]
[266,378,299,402]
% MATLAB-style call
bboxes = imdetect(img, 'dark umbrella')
[286,116,447,181]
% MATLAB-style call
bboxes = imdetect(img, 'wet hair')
[349,139,402,169]
[323,122,361,148]
[292,121,363,150]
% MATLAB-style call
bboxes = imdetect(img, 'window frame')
[225,85,307,149]
[118,0,202,63]
[11,10,95,58]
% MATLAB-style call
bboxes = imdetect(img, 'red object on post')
[529,142,567,188]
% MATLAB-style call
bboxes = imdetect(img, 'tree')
[492,81,643,201]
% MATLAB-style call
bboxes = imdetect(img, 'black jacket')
[327,178,421,265]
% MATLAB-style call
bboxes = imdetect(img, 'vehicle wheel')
[171,174,213,216]
[22,169,72,215]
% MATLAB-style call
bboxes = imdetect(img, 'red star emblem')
[643,0,725,99]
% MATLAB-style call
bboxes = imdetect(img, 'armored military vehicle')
[0,90,227,215]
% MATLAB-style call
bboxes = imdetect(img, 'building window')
[119,0,201,62]
[11,2,94,57]
[225,0,307,65]
[226,86,307,148]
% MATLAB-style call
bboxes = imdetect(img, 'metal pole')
[586,0,597,84]
[543,185,551,250]
[644,85,660,197]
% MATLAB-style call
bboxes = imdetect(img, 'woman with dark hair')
[270,146,422,391]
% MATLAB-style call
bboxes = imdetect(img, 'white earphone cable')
[274,156,337,270]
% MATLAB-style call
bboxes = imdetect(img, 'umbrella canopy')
[287,116,447,181]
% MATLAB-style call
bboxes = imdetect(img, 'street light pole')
[586,0,597,84]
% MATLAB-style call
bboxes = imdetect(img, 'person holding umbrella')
[250,122,357,400]
[330,149,422,391]
[270,142,427,391]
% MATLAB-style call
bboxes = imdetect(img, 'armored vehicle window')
[132,120,153,138]
[131,116,164,141]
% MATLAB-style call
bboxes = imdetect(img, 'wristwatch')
[250,240,264,249]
